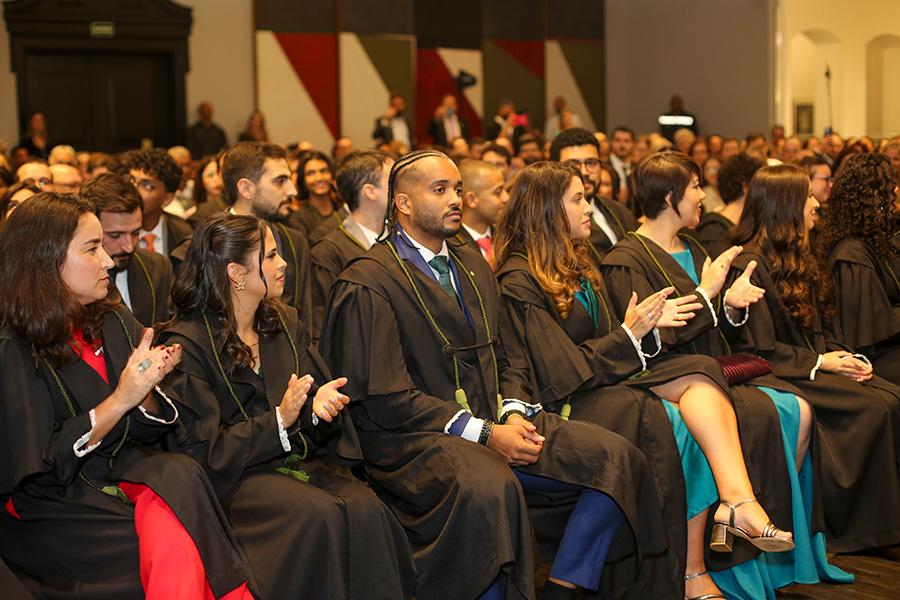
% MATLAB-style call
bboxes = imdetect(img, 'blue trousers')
[478,471,624,598]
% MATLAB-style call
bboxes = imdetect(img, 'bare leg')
[684,510,723,598]
[795,395,813,472]
[652,375,792,542]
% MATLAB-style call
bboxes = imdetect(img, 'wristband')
[478,420,494,446]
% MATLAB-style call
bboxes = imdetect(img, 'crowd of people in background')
[1,91,899,600]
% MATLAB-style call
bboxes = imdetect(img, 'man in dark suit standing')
[117,148,193,270]
[81,173,173,327]
[550,128,637,264]
[427,94,470,146]
[186,101,228,157]
[372,92,412,147]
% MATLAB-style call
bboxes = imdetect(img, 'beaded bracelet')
[478,420,494,446]
[499,409,527,425]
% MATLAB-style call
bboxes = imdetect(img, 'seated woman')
[0,193,253,599]
[602,153,851,598]
[159,213,415,600]
[496,162,793,600]
[821,152,900,386]
[729,163,900,554]
[188,154,228,228]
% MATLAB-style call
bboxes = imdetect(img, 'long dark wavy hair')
[168,213,282,373]
[820,152,897,263]
[733,164,833,330]
[494,161,602,319]
[0,192,118,365]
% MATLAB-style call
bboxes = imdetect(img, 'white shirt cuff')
[73,409,102,457]
[694,286,718,327]
[138,386,180,425]
[460,416,485,443]
[621,324,648,371]
[499,398,543,421]
[722,289,750,326]
[810,354,824,381]
[643,328,662,359]
[275,407,292,452]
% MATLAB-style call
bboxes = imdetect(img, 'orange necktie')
[143,233,157,254]
[476,236,496,271]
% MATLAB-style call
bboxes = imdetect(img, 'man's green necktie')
[428,256,457,301]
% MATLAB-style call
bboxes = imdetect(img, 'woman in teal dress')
[602,152,852,599]
[494,161,800,600]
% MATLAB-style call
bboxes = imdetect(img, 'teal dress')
[666,249,852,599]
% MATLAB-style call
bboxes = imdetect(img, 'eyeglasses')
[563,158,601,172]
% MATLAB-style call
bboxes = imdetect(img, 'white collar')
[404,231,449,263]
[462,222,491,242]
[354,219,380,249]
[141,216,165,240]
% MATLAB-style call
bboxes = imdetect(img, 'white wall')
[605,0,776,137]
[0,14,17,152]
[0,0,255,153]
[779,0,900,138]
[183,0,255,147]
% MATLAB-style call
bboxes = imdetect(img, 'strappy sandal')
[709,497,795,553]
[684,571,726,600]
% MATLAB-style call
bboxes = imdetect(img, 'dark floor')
[535,546,900,599]
[779,546,900,599]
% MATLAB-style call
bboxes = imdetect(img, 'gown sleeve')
[319,279,469,433]
[0,335,94,494]
[499,274,644,402]
[724,264,821,379]
[161,332,289,496]
[600,261,717,350]
[831,258,900,352]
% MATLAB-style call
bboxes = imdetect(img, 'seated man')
[311,149,393,335]
[81,173,173,327]
[116,149,193,270]
[320,150,669,600]
[455,159,509,270]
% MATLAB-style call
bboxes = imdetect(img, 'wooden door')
[22,51,175,152]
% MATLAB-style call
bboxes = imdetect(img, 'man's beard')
[413,205,461,240]
[253,198,290,223]
[109,253,132,273]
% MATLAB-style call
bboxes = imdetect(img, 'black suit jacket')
[427,116,470,145]
[162,213,193,270]
[587,196,638,265]
[112,248,174,327]
[372,116,412,145]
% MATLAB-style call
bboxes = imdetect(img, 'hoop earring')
[234,279,246,291]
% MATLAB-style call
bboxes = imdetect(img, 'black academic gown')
[728,246,900,552]
[498,255,737,597]
[110,248,173,327]
[162,213,193,271]
[695,212,735,260]
[287,202,347,241]
[271,221,315,338]
[311,225,367,339]
[188,197,228,229]
[602,233,799,569]
[160,306,415,600]
[0,307,252,599]
[320,236,668,600]
[827,237,900,386]
[586,196,638,266]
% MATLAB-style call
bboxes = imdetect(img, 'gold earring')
[235,279,246,291]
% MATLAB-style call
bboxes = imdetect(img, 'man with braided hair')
[320,150,669,600]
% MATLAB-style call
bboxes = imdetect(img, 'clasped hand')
[821,351,873,382]
[488,414,545,467]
